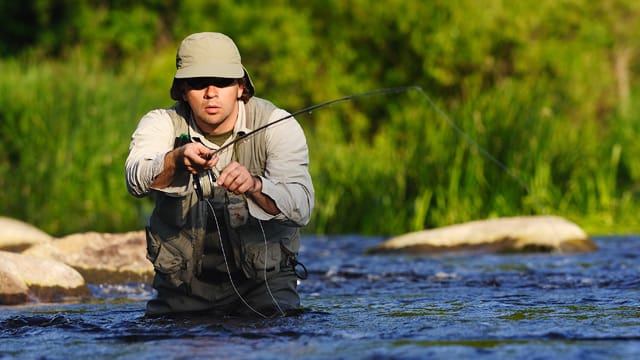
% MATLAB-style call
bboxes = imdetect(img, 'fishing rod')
[194,86,423,200]
[195,85,542,212]
[211,86,422,157]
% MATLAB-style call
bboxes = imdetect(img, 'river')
[1,235,639,359]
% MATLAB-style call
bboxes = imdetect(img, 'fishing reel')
[193,169,218,201]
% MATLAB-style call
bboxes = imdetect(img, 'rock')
[24,231,153,284]
[0,260,29,305]
[0,251,89,305]
[367,215,596,255]
[0,216,53,252]
[0,217,153,304]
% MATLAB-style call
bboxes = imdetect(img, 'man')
[125,32,314,317]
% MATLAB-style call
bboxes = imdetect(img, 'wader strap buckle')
[280,243,308,280]
[290,258,308,280]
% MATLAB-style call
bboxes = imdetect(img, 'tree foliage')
[1,0,640,235]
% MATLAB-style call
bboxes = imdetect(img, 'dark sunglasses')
[185,77,237,89]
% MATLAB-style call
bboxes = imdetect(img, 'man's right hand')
[151,143,218,188]
[179,142,219,174]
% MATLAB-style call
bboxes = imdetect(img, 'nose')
[203,85,219,99]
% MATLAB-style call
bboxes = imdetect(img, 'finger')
[202,151,218,160]
[203,156,219,170]
[183,158,193,171]
[220,166,252,193]
[222,170,243,191]
[187,152,213,171]
[216,162,241,185]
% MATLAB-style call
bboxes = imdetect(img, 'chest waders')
[144,98,304,308]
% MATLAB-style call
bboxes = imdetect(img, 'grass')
[1,58,639,236]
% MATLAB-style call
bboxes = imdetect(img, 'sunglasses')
[185,77,237,89]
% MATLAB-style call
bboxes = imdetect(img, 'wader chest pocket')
[146,228,193,289]
[240,239,281,279]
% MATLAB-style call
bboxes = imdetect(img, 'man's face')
[182,77,244,135]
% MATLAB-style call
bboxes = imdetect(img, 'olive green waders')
[146,268,299,317]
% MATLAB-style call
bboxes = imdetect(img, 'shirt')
[125,100,314,226]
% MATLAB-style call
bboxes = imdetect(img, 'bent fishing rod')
[194,86,421,200]
[196,85,543,213]
[209,86,422,157]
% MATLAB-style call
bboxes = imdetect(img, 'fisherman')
[125,32,314,317]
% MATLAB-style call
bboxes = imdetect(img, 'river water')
[1,235,639,359]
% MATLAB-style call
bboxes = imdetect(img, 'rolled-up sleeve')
[247,109,315,226]
[125,110,175,197]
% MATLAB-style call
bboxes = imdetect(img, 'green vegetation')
[1,0,639,236]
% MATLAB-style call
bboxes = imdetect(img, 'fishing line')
[200,86,549,317]
[257,219,286,317]
[209,85,544,212]
[203,198,277,318]
[197,88,423,318]
[413,88,547,214]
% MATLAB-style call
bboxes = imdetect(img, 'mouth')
[205,104,220,114]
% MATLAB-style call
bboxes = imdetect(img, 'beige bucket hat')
[170,32,255,100]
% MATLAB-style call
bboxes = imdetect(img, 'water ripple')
[2,236,640,359]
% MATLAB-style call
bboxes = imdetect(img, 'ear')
[237,82,245,100]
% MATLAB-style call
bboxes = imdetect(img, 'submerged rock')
[24,231,153,284]
[0,251,89,305]
[367,215,596,255]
